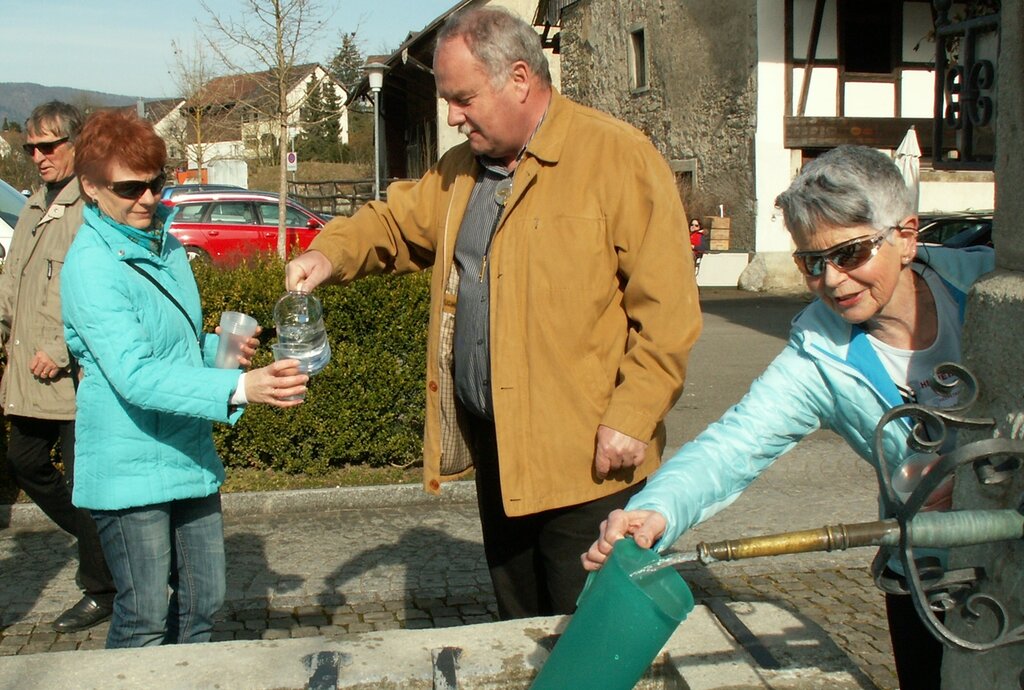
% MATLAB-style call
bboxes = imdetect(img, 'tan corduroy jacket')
[310,90,701,516]
[0,180,84,420]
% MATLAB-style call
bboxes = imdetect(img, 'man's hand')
[285,250,333,293]
[29,351,65,380]
[581,508,667,571]
[593,424,648,479]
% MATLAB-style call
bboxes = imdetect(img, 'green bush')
[193,256,430,475]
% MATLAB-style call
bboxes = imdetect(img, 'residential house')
[547,0,997,286]
[176,64,348,173]
[136,98,188,163]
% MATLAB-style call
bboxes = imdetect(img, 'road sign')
[286,151,298,172]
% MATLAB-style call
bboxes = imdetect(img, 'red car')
[167,191,328,264]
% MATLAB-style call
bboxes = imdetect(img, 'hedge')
[0,257,431,488]
[193,257,431,474]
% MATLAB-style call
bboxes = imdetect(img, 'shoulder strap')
[124,261,199,343]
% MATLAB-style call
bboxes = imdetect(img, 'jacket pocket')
[519,216,615,293]
[41,258,65,309]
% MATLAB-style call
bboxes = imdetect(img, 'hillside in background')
[0,83,142,127]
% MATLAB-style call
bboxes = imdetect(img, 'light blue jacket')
[61,205,244,510]
[630,245,995,551]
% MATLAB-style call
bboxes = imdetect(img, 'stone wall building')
[550,0,996,289]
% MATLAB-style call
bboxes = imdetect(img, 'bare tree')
[200,0,336,259]
[169,38,221,178]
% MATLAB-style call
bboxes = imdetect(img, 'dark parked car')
[167,190,326,264]
[916,211,993,249]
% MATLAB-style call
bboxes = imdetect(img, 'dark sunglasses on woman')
[108,172,168,200]
[793,228,898,277]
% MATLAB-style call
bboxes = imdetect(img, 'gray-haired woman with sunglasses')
[584,145,993,690]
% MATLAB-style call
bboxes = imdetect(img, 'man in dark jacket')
[0,101,115,632]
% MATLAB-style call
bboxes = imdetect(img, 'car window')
[258,203,307,227]
[175,203,209,222]
[209,202,254,224]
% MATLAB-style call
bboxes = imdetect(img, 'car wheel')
[185,246,210,263]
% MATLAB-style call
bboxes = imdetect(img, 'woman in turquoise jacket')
[60,110,308,648]
[584,146,994,690]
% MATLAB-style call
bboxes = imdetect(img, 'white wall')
[919,180,995,214]
[792,66,838,116]
[754,0,796,253]
[792,0,837,60]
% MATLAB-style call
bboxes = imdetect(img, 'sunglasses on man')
[792,228,898,277]
[108,172,168,200]
[22,137,69,156]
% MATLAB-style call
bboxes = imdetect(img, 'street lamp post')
[364,62,387,201]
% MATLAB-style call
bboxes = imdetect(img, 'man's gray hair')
[25,101,85,142]
[775,145,915,237]
[436,7,551,88]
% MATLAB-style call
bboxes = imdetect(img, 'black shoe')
[51,596,112,633]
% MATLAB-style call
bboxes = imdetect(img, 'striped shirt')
[452,159,514,420]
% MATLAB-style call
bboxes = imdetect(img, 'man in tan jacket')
[0,102,115,632]
[286,8,701,618]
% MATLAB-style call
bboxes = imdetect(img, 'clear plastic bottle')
[273,291,331,374]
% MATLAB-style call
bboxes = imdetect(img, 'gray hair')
[775,145,915,237]
[435,7,551,88]
[25,101,85,142]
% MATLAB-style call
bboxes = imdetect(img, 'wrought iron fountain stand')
[868,362,1024,651]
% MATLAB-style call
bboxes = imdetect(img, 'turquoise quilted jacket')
[629,245,995,550]
[61,205,244,510]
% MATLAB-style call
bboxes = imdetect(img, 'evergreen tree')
[330,32,364,91]
[297,83,343,162]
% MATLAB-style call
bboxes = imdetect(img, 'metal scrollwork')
[872,363,1024,651]
[932,5,999,169]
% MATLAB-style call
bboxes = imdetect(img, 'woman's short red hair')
[74,110,167,183]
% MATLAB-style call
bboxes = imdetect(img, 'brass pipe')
[695,509,1023,564]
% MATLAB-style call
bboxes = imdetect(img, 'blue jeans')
[92,493,225,648]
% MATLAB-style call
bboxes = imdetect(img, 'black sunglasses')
[793,228,895,277]
[108,173,167,200]
[22,137,69,156]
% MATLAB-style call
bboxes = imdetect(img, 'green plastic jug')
[530,538,694,689]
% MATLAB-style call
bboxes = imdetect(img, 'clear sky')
[1,0,458,98]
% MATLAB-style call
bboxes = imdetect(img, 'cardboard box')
[709,239,730,251]
[705,216,731,230]
[710,228,731,241]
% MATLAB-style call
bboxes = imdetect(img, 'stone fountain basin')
[0,603,875,689]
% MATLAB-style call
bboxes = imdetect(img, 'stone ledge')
[0,603,875,690]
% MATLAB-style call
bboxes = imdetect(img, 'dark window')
[840,0,898,74]
[630,27,648,89]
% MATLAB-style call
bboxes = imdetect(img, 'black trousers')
[6,416,115,603]
[886,592,944,690]
[469,416,645,619]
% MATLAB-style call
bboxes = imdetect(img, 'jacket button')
[428,381,438,392]
[428,479,440,491]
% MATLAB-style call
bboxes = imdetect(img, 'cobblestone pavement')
[0,289,900,689]
[0,479,897,690]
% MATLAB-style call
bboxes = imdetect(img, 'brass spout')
[695,509,1024,563]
